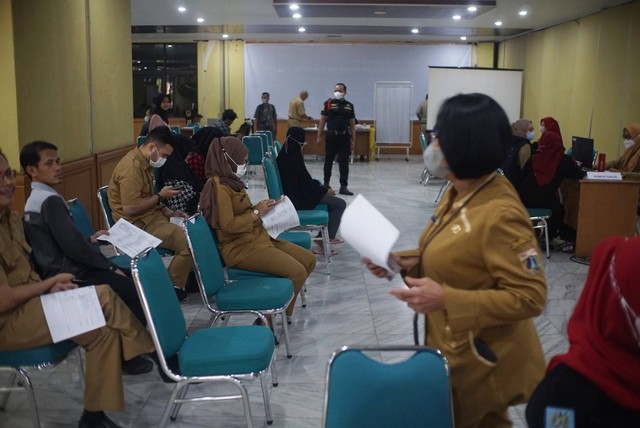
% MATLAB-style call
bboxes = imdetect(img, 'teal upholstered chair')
[419,133,431,185]
[136,136,146,147]
[96,186,174,258]
[255,131,272,152]
[323,346,454,428]
[67,198,131,269]
[131,247,277,427]
[183,214,295,357]
[527,208,552,259]
[262,156,332,272]
[274,140,282,155]
[242,135,265,182]
[0,341,82,428]
[170,125,180,136]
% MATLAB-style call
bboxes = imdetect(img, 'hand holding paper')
[96,219,162,258]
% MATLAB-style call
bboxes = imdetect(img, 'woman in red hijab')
[517,131,584,241]
[526,236,640,427]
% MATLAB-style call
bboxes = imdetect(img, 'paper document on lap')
[97,218,162,257]
[41,286,106,343]
[260,196,301,239]
[339,194,400,278]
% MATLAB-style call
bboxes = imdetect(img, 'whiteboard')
[427,67,523,129]
[245,44,471,120]
[374,81,413,145]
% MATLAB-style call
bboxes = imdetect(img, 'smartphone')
[473,339,498,363]
[71,279,93,287]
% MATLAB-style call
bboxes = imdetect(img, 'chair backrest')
[323,346,454,428]
[274,140,282,155]
[67,198,95,238]
[262,155,284,199]
[170,125,181,136]
[97,186,115,227]
[136,136,146,147]
[243,135,265,165]
[419,133,427,152]
[269,145,278,161]
[182,214,228,300]
[255,131,272,151]
[131,248,187,358]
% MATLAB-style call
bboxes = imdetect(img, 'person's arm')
[215,187,256,234]
[564,156,586,179]
[41,198,114,270]
[298,101,311,120]
[122,183,179,217]
[0,273,75,314]
[518,144,532,169]
[349,118,356,150]
[317,115,327,144]
[272,105,277,131]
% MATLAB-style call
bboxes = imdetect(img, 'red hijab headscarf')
[532,131,565,186]
[540,116,562,140]
[550,236,640,411]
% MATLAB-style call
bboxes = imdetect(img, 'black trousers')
[323,133,351,187]
[526,363,640,428]
[79,268,146,325]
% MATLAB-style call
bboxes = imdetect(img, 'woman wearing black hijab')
[149,93,172,131]
[277,127,346,255]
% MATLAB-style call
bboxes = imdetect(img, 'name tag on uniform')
[545,406,575,428]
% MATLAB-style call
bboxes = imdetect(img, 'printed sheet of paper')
[97,218,162,258]
[260,196,301,239]
[41,286,106,343]
[339,194,400,278]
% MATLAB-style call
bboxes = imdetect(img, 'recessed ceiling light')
[197,17,204,23]
[374,11,386,15]
[144,67,148,70]
[298,27,306,32]
[289,4,299,10]
[167,44,173,48]
[495,21,503,26]
[411,28,419,34]
[452,15,461,20]
[178,6,186,13]
[136,60,141,64]
[222,34,229,39]
[467,6,477,12]
[460,36,467,40]
[519,10,528,16]
[292,12,301,19]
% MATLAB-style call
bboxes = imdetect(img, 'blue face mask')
[526,131,535,140]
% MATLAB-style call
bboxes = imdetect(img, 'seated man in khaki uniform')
[108,127,192,300]
[0,149,155,428]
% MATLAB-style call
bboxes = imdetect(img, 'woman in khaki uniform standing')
[364,94,548,427]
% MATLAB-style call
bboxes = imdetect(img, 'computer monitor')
[571,136,594,168]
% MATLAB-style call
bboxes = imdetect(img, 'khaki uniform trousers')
[143,219,193,288]
[0,285,154,411]
[232,240,316,316]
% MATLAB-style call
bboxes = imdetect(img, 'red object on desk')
[597,153,606,171]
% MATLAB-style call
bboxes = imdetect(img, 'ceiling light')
[467,6,477,12]
[411,28,419,34]
[292,13,301,19]
[167,44,173,47]
[222,34,229,39]
[452,15,461,20]
[460,36,467,40]
[373,11,386,15]
[519,10,528,16]
[144,67,148,70]
[494,21,503,26]
[136,60,141,64]
[197,17,204,23]
[298,27,306,32]
[289,4,299,10]
[178,6,186,13]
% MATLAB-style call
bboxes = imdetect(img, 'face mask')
[540,126,546,135]
[144,116,150,123]
[235,163,247,178]
[262,98,268,104]
[149,150,167,168]
[526,131,535,140]
[334,91,345,100]
[423,144,449,179]
[624,139,635,149]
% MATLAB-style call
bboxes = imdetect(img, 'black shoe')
[324,182,331,189]
[174,286,188,301]
[121,355,153,375]
[78,411,122,428]
[339,187,354,195]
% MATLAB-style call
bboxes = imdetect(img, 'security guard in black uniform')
[317,83,356,195]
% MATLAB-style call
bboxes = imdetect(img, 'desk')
[302,129,371,161]
[562,179,640,257]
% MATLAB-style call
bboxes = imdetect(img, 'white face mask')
[423,144,449,179]
[623,138,635,149]
[334,91,345,100]
[149,148,167,168]
[144,116,150,123]
[234,163,247,178]
[526,131,535,140]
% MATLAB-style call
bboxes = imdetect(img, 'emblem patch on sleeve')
[518,248,540,275]
[545,406,575,428]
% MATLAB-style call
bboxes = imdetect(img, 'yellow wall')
[476,42,495,68]
[88,0,134,151]
[198,40,245,122]
[0,0,19,165]
[498,1,640,160]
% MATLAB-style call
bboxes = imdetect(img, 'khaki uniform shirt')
[0,209,41,328]
[288,96,307,128]
[212,178,274,266]
[399,173,547,424]
[108,147,166,228]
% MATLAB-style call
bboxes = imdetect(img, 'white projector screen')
[427,67,523,129]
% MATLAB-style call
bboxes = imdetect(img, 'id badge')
[544,406,575,428]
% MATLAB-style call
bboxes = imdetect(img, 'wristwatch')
[253,209,260,217]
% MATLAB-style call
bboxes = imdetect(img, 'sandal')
[329,238,344,244]
[312,247,339,256]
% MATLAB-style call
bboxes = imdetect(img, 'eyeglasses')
[609,255,640,346]
[0,169,17,182]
